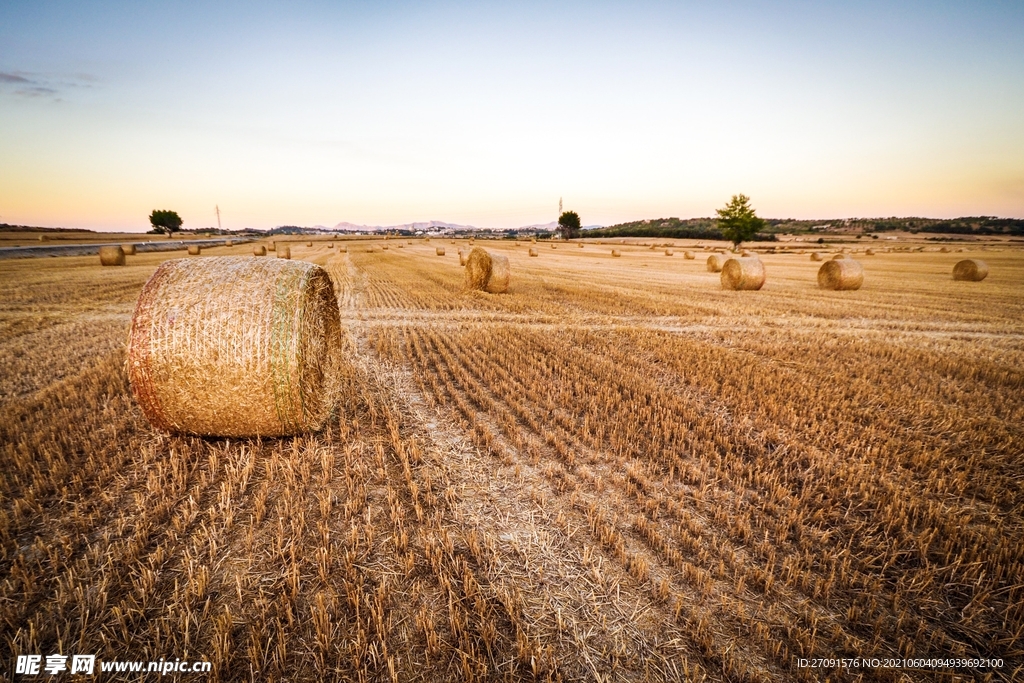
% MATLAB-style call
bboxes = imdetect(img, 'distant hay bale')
[340,245,347,253]
[459,250,467,266]
[551,243,557,249]
[127,257,343,437]
[99,245,125,266]
[810,252,824,261]
[529,248,539,257]
[720,257,765,290]
[665,249,673,256]
[952,259,988,281]
[382,244,389,250]
[706,254,726,272]
[436,247,446,256]
[307,241,313,247]
[188,245,201,256]
[465,247,510,293]
[121,243,137,255]
[740,250,752,257]
[940,246,950,253]
[531,237,537,243]
[225,240,233,247]
[39,234,49,241]
[268,242,276,252]
[865,248,875,255]
[578,242,584,248]
[683,251,694,259]
[817,258,864,290]
[611,249,621,257]
[328,242,334,248]
[832,253,850,260]
[278,246,291,259]
[253,245,267,256]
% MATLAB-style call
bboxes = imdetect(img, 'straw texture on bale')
[121,243,137,255]
[952,259,989,281]
[278,246,291,259]
[720,257,766,290]
[817,258,864,290]
[253,245,267,256]
[684,251,694,259]
[529,248,539,257]
[611,249,621,257]
[127,257,343,437]
[810,252,823,261]
[436,247,446,256]
[706,254,726,272]
[465,247,510,293]
[99,245,125,266]
[188,245,201,256]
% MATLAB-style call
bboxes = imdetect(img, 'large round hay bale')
[99,245,125,266]
[436,247,446,256]
[683,251,694,259]
[127,257,342,437]
[465,247,510,293]
[529,248,539,257]
[121,243,137,255]
[188,245,201,256]
[810,252,823,261]
[253,245,267,256]
[952,259,988,281]
[278,246,291,259]
[611,249,621,257]
[817,258,864,290]
[720,257,765,290]
[706,254,726,272]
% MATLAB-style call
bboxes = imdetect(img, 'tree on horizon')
[557,210,581,240]
[716,195,765,250]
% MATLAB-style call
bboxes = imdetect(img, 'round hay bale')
[127,257,342,437]
[531,237,537,244]
[458,250,467,266]
[551,244,557,249]
[529,248,539,257]
[578,242,584,248]
[832,253,850,260]
[817,258,864,290]
[436,247,446,256]
[39,234,49,241]
[225,239,233,247]
[940,246,950,253]
[306,241,313,247]
[328,242,334,249]
[99,245,125,266]
[382,244,389,250]
[611,249,621,257]
[706,254,726,272]
[740,250,752,257]
[121,243,137,255]
[268,242,276,252]
[465,247,510,293]
[720,257,765,290]
[340,245,348,253]
[278,246,291,259]
[253,245,267,256]
[810,252,823,261]
[665,249,673,256]
[188,245,201,256]
[683,251,695,259]
[865,248,875,255]
[952,259,988,281]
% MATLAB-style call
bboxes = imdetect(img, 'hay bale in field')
[940,246,950,253]
[551,243,557,249]
[382,244,389,250]
[127,257,343,437]
[436,247,446,256]
[99,245,125,266]
[740,250,752,257]
[225,240,233,247]
[268,242,276,252]
[952,259,988,281]
[465,247,510,293]
[578,242,584,248]
[340,245,348,253]
[720,257,765,290]
[706,254,726,272]
[611,249,621,257]
[328,242,334,249]
[865,248,875,255]
[684,251,695,259]
[39,234,48,241]
[121,243,137,255]
[531,237,537,244]
[832,253,850,260]
[458,249,467,266]
[278,246,291,259]
[810,252,824,261]
[529,248,539,257]
[188,245,201,256]
[253,245,267,256]
[817,258,864,290]
[306,241,313,247]
[665,249,674,256]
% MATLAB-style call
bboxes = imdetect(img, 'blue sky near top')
[1,1,1022,231]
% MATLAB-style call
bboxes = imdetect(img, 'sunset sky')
[1,1,1022,231]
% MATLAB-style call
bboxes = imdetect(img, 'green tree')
[715,194,765,250]
[557,210,581,240]
[149,210,183,234]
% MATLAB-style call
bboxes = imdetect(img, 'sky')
[1,1,1022,232]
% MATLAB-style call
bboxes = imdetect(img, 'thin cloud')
[0,71,97,101]
[0,72,33,84]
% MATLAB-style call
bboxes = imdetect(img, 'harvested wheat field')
[2,241,1023,682]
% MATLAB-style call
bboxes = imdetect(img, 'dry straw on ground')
[529,248,539,257]
[188,245,201,256]
[952,259,989,281]
[720,256,766,290]
[464,247,510,293]
[818,258,864,290]
[99,245,125,266]
[126,256,343,437]
[253,245,267,256]
[706,253,726,272]
[278,246,291,259]
[436,247,446,256]
[121,244,137,255]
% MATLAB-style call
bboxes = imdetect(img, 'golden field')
[1,238,1022,681]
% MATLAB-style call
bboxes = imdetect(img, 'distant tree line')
[587,217,776,241]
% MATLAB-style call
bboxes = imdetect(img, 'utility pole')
[558,197,562,217]
[215,205,221,232]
